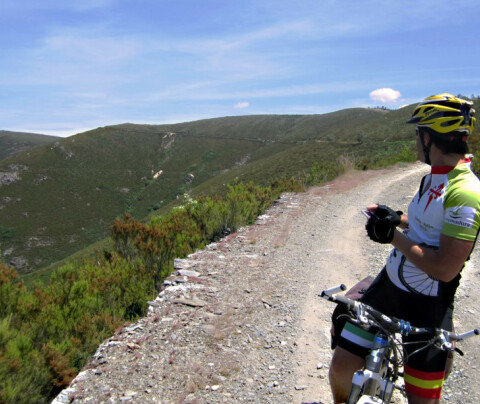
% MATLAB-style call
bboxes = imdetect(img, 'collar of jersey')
[431,158,471,175]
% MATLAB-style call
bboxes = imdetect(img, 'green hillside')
[1,100,480,404]
[0,130,59,161]
[3,101,480,277]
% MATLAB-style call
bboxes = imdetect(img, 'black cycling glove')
[365,204,402,244]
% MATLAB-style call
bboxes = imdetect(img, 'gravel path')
[54,162,480,404]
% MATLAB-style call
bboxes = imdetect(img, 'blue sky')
[1,0,479,137]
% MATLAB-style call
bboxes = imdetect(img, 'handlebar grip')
[329,293,358,310]
[450,328,479,341]
[321,284,347,298]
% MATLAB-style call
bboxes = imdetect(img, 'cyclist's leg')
[403,301,452,403]
[444,350,454,380]
[329,269,388,402]
[330,320,376,402]
[444,323,455,380]
[406,391,440,404]
[403,334,448,404]
[402,359,447,403]
[329,346,365,403]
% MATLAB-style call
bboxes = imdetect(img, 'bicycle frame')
[347,333,395,403]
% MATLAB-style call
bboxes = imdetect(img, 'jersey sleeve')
[442,176,480,241]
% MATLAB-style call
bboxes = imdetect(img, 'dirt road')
[56,162,480,404]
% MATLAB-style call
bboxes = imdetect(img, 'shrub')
[1,149,429,403]
[0,255,154,403]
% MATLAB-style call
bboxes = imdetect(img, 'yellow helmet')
[407,93,476,135]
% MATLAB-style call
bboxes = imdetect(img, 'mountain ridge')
[0,130,60,161]
[0,103,466,277]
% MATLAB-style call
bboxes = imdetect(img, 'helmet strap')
[418,129,432,165]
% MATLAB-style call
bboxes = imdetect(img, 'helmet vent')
[441,119,462,128]
[407,93,475,134]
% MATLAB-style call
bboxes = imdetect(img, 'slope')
[54,161,480,403]
[0,107,418,274]
[0,130,59,161]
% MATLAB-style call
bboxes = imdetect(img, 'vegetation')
[1,107,420,276]
[0,180,285,403]
[0,144,421,403]
[1,98,479,403]
[0,130,59,161]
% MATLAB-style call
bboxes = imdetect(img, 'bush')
[0,256,154,403]
[110,181,275,289]
[2,150,427,403]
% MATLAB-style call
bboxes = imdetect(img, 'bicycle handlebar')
[320,284,479,346]
[444,328,479,341]
[320,284,425,335]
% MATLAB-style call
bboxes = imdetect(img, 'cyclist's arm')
[398,214,409,229]
[391,230,473,282]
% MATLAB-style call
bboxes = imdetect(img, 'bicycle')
[320,284,479,404]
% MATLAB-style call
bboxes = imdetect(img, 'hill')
[0,130,60,161]
[0,105,438,276]
[51,163,480,403]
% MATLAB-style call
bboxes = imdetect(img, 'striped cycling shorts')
[337,269,453,400]
[339,322,447,399]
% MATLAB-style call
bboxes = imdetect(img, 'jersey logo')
[424,183,444,212]
[445,206,476,228]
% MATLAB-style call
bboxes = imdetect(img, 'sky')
[1,0,480,137]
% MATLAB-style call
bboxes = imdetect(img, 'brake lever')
[357,304,369,324]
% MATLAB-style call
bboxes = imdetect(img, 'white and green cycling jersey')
[386,160,480,297]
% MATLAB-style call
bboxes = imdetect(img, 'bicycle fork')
[347,335,395,403]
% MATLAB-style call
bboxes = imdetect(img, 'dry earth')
[54,162,480,404]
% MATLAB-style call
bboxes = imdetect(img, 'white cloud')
[370,88,401,103]
[234,101,250,109]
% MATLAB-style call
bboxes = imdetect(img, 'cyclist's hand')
[372,205,402,225]
[365,205,402,244]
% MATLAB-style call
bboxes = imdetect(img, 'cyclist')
[329,93,479,404]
